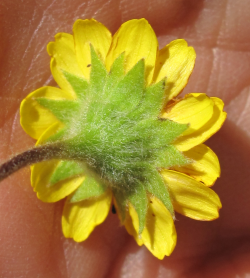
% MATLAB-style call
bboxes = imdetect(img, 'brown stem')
[0,143,68,182]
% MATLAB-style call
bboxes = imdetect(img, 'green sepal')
[130,118,188,149]
[144,79,166,116]
[105,52,125,93]
[89,45,107,97]
[49,160,85,187]
[36,98,79,124]
[144,167,174,216]
[105,59,144,115]
[112,189,126,222]
[128,182,148,234]
[132,78,166,119]
[113,182,148,234]
[69,175,106,203]
[154,145,189,168]
[155,119,188,145]
[89,58,145,122]
[62,71,89,100]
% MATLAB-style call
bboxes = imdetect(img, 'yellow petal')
[36,121,64,146]
[113,197,143,246]
[47,33,84,96]
[62,191,112,242]
[125,196,177,260]
[31,159,84,203]
[123,204,144,247]
[20,86,72,140]
[174,97,227,151]
[73,19,112,79]
[106,19,158,85]
[30,121,84,203]
[154,39,196,101]
[172,144,220,186]
[161,170,222,220]
[163,93,214,136]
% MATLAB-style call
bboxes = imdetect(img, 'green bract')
[37,46,189,233]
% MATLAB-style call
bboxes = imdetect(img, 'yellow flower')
[20,18,226,260]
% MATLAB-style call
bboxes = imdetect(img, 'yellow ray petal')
[73,19,112,79]
[172,144,220,186]
[125,196,177,260]
[163,93,214,136]
[106,19,158,85]
[174,97,227,151]
[62,191,112,242]
[31,159,84,203]
[123,204,144,247]
[154,39,196,101]
[30,120,84,203]
[47,33,84,96]
[36,121,64,146]
[20,86,72,139]
[113,197,143,247]
[161,170,222,220]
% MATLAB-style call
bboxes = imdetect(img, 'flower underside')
[0,18,226,260]
[36,46,189,233]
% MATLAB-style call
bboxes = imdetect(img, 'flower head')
[20,18,226,259]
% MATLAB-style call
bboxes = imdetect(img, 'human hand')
[0,0,250,277]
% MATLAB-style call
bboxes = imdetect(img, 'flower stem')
[0,144,68,182]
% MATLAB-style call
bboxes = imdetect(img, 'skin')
[0,0,250,277]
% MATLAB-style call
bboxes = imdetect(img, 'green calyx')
[37,46,189,234]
